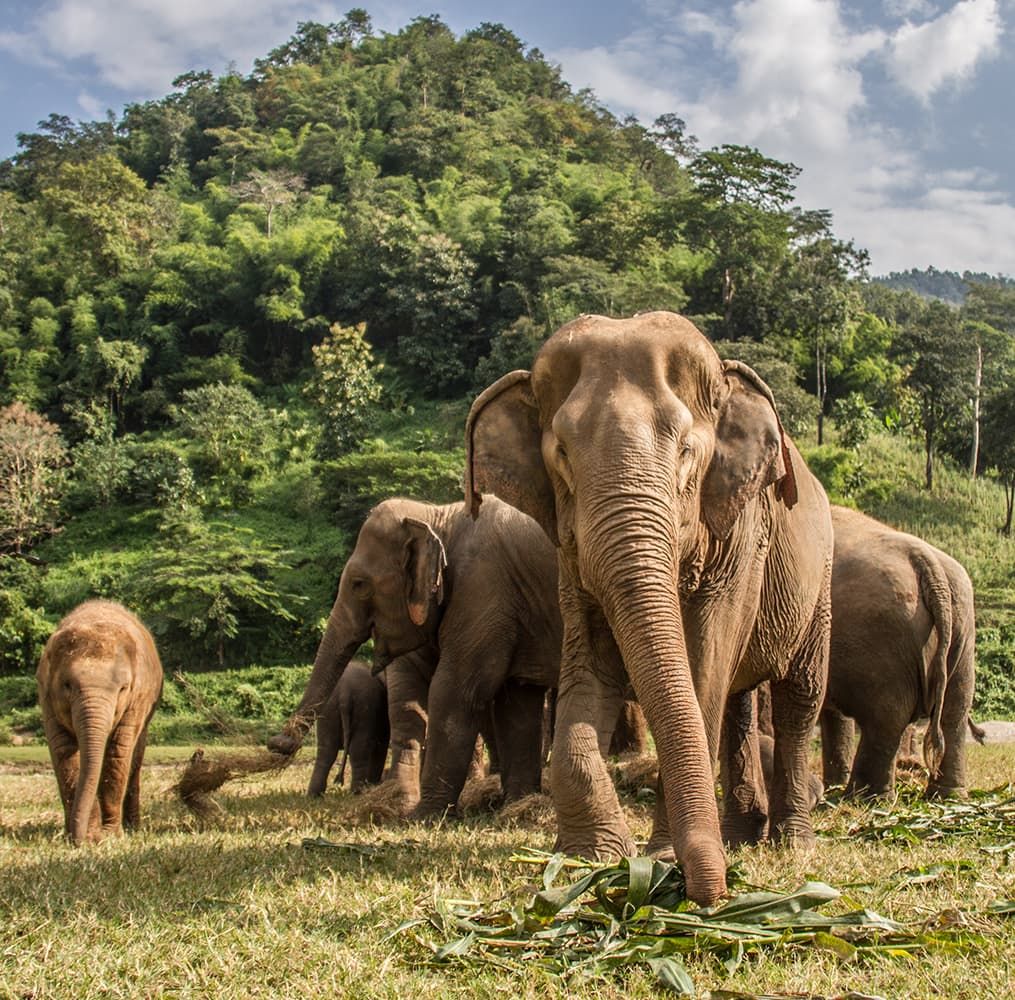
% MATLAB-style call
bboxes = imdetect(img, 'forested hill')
[1,11,1013,694]
[873,267,1015,304]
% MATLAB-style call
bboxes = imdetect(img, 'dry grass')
[1,745,1013,999]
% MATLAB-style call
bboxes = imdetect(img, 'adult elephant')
[37,600,164,844]
[268,496,562,817]
[820,506,977,798]
[467,312,833,905]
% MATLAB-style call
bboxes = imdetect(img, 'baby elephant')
[37,600,164,844]
[309,660,389,796]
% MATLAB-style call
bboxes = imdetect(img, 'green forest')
[1,12,1013,723]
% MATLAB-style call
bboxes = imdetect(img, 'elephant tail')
[914,549,953,780]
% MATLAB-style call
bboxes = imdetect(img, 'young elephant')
[820,506,977,798]
[268,496,563,818]
[37,600,164,844]
[308,660,389,796]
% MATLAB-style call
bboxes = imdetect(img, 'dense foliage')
[0,12,1011,713]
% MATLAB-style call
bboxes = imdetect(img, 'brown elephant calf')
[37,600,164,843]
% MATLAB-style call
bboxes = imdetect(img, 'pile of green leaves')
[844,783,1015,846]
[393,850,1001,995]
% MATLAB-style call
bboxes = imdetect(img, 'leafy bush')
[831,392,878,449]
[974,625,1015,719]
[0,558,54,674]
[128,506,304,669]
[316,446,465,534]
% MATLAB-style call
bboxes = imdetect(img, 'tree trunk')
[969,342,982,478]
[1004,476,1014,536]
[924,416,934,491]
[815,338,826,446]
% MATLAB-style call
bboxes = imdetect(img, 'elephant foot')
[722,809,769,848]
[770,816,816,847]
[844,780,892,801]
[409,802,458,824]
[554,829,637,862]
[645,837,675,862]
[924,781,967,801]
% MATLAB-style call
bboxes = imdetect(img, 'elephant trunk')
[582,499,727,905]
[267,604,363,756]
[70,697,114,844]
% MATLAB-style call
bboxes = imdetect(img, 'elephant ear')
[702,360,798,540]
[465,370,558,544]
[402,517,448,626]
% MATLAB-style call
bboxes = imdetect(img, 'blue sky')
[1,0,1012,276]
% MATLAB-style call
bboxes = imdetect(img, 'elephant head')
[40,626,137,844]
[466,312,797,904]
[268,500,447,755]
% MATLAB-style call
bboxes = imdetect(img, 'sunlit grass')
[2,745,1014,999]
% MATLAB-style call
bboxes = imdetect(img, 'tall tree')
[892,300,977,490]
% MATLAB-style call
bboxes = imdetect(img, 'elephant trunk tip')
[267,713,314,756]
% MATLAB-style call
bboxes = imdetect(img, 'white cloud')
[552,0,1015,274]
[13,0,335,94]
[887,0,1002,101]
[76,91,107,119]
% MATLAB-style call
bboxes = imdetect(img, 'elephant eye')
[350,578,373,600]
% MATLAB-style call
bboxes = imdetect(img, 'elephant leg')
[123,726,149,830]
[98,723,138,837]
[366,703,390,786]
[348,716,385,793]
[308,688,344,796]
[847,716,907,798]
[820,706,855,788]
[720,688,769,847]
[385,660,430,813]
[552,643,632,858]
[768,615,828,845]
[493,681,547,803]
[43,718,80,835]
[926,655,974,800]
[413,660,483,819]
[609,699,649,757]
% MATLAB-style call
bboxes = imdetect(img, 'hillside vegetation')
[0,11,1012,718]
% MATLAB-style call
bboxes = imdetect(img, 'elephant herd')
[35,312,978,908]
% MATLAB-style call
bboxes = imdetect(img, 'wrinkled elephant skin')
[269,496,562,817]
[467,312,833,905]
[37,600,164,844]
[820,506,977,799]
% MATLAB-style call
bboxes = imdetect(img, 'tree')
[981,381,1015,535]
[40,153,157,275]
[173,383,274,501]
[230,167,306,237]
[777,235,868,443]
[305,322,383,456]
[135,505,300,666]
[892,300,977,490]
[0,403,66,554]
[681,145,800,334]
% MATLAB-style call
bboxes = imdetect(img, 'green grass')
[2,746,1013,999]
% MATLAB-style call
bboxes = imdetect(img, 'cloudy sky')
[1,0,1012,276]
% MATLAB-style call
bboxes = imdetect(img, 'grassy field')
[2,744,1014,999]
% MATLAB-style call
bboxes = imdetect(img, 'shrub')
[315,446,465,534]
[831,392,878,449]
